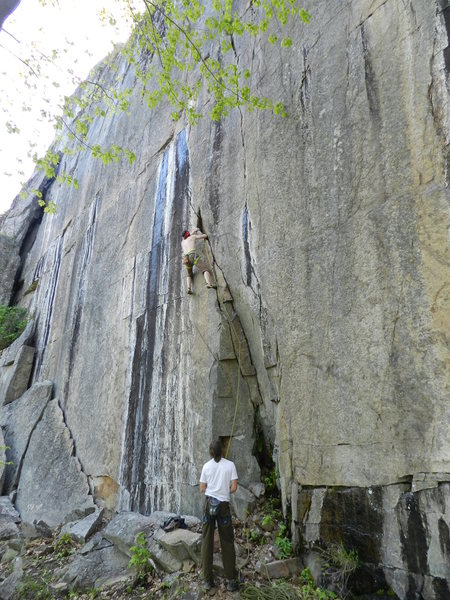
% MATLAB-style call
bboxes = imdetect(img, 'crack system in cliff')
[201,240,276,479]
[8,396,51,494]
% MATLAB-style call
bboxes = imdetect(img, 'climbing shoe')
[206,283,217,289]
[187,288,193,295]
[226,580,239,592]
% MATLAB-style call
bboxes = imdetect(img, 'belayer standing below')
[199,439,239,592]
[181,228,216,294]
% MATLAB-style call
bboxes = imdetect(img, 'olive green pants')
[201,498,237,581]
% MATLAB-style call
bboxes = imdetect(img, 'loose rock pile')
[0,497,321,599]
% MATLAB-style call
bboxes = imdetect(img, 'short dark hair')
[209,440,223,463]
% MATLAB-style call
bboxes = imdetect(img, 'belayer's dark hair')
[209,440,223,463]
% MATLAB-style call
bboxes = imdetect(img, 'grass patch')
[240,577,337,599]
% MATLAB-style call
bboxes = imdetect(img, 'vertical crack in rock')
[120,129,191,514]
[56,398,95,498]
[9,169,60,304]
[206,121,222,225]
[441,1,450,71]
[202,250,266,483]
[64,195,99,404]
[7,395,51,493]
[32,233,65,381]
[242,205,252,288]
[230,33,248,185]
[360,23,381,122]
[63,194,99,402]
[299,48,311,114]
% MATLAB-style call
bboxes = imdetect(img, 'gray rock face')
[154,528,202,564]
[0,320,34,369]
[0,518,20,541]
[103,512,153,557]
[0,381,53,493]
[15,398,95,527]
[60,508,104,543]
[296,482,450,597]
[146,533,183,573]
[256,557,302,579]
[0,556,23,600]
[230,486,256,522]
[0,498,20,523]
[0,235,19,306]
[0,0,448,594]
[0,345,34,406]
[55,545,131,591]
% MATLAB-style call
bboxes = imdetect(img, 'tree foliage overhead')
[123,0,310,123]
[7,1,310,211]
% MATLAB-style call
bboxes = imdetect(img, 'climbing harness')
[202,496,232,525]
[183,250,199,276]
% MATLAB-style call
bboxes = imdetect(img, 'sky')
[0,0,137,215]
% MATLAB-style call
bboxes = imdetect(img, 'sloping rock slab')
[21,520,53,540]
[0,556,23,600]
[60,508,104,543]
[15,399,95,527]
[0,345,34,406]
[103,512,153,556]
[0,381,53,493]
[0,235,20,307]
[54,545,131,590]
[154,528,202,564]
[0,321,34,368]
[0,516,20,541]
[146,533,183,573]
[102,511,183,573]
[256,557,302,579]
[0,498,20,523]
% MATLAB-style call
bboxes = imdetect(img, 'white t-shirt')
[200,457,238,502]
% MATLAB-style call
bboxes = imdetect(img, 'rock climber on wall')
[181,228,216,295]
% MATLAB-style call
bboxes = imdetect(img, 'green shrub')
[261,514,275,528]
[274,522,292,559]
[53,532,77,560]
[300,567,315,586]
[19,569,53,599]
[245,527,264,545]
[0,305,27,350]
[264,466,280,495]
[321,541,359,598]
[129,531,154,584]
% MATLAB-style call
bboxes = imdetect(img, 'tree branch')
[0,42,38,76]
[142,0,235,97]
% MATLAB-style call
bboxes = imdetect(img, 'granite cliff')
[0,0,449,597]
